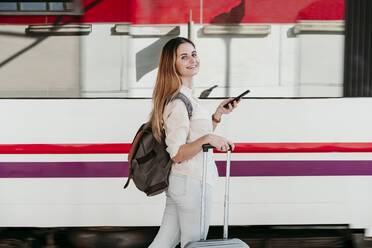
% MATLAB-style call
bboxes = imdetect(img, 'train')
[1,0,372,239]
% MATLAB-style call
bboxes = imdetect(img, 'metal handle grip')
[202,143,232,152]
[202,143,214,152]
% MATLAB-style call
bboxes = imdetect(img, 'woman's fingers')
[223,143,228,151]
[221,103,233,114]
[208,134,234,152]
[225,140,233,151]
[225,139,234,151]
[219,98,232,108]
[220,97,241,108]
[216,97,241,117]
[229,142,235,151]
[225,98,234,104]
[218,141,234,152]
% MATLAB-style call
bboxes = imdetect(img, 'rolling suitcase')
[185,144,249,248]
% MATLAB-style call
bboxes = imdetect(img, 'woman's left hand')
[213,98,241,121]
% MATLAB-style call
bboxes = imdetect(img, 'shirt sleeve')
[163,99,190,159]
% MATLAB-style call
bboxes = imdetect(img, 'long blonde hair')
[149,37,195,143]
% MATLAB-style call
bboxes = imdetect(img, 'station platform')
[1,225,372,248]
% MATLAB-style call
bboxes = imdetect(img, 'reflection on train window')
[20,3,47,11]
[0,3,17,11]
[49,2,65,11]
[0,0,80,15]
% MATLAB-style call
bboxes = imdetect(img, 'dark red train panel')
[0,0,344,24]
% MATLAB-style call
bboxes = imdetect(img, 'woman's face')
[175,42,200,78]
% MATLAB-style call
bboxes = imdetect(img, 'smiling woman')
[146,37,239,248]
[175,43,200,80]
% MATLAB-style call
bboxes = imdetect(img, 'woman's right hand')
[205,134,234,152]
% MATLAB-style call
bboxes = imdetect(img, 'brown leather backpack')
[124,93,193,196]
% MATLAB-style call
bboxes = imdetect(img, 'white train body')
[1,98,372,237]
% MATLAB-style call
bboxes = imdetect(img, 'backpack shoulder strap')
[175,92,193,119]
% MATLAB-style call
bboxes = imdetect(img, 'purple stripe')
[0,162,128,178]
[1,161,372,178]
[216,161,372,176]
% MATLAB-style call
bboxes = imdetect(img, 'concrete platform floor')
[1,226,372,248]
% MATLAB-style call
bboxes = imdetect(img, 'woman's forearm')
[171,135,210,163]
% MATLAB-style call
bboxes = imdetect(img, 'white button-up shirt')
[163,85,218,186]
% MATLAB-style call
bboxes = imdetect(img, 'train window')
[0,0,82,15]
[0,3,17,11]
[49,2,65,11]
[20,3,47,11]
[0,24,81,98]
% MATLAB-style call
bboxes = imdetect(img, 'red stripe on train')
[0,0,344,24]
[0,143,372,154]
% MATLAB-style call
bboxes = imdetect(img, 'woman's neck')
[180,77,193,89]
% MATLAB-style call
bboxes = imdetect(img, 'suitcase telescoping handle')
[201,144,232,241]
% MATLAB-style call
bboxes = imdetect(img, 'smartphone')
[223,90,250,108]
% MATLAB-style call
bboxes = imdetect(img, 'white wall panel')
[0,177,370,228]
[81,24,122,92]
[298,33,344,97]
[194,25,279,89]
[280,24,298,86]
[0,25,80,97]
[1,98,372,143]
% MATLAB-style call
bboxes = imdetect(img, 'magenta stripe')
[216,161,372,176]
[1,161,372,178]
[0,162,128,178]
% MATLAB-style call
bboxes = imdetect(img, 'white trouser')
[148,173,213,248]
